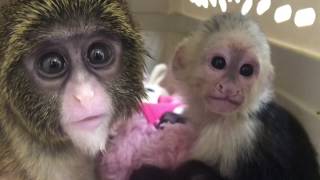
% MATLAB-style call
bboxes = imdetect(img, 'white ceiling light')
[241,0,253,15]
[274,4,292,23]
[235,0,241,4]
[256,0,271,15]
[219,0,227,12]
[227,0,233,2]
[294,8,316,27]
[209,0,218,7]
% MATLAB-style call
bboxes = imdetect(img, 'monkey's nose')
[216,83,240,96]
[217,84,223,90]
[74,85,95,105]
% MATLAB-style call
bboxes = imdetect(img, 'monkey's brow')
[40,29,119,42]
[39,24,113,39]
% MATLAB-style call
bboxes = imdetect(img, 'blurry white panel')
[209,0,217,7]
[219,0,227,12]
[256,0,271,15]
[234,0,241,4]
[241,0,253,15]
[195,0,202,7]
[274,4,292,23]
[190,0,202,7]
[294,8,316,27]
[202,0,209,8]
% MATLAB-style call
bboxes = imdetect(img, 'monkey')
[0,0,145,180]
[130,13,320,180]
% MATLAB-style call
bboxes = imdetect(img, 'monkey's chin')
[206,97,242,114]
[63,118,109,156]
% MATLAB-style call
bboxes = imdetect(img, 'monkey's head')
[173,13,274,116]
[0,0,145,155]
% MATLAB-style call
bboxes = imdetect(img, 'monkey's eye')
[87,43,114,69]
[211,56,226,70]
[37,53,67,79]
[240,64,254,77]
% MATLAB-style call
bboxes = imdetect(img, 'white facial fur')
[61,73,113,156]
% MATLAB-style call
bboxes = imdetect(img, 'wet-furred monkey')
[0,0,145,180]
[131,13,320,180]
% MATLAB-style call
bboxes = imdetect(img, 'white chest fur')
[191,117,259,177]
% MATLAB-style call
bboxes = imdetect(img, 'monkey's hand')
[156,112,186,129]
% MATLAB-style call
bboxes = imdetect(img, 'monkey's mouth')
[71,114,106,130]
[207,96,243,113]
[210,96,242,106]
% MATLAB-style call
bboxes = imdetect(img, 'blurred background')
[128,0,320,160]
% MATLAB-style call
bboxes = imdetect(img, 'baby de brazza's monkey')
[0,0,145,180]
[131,13,320,180]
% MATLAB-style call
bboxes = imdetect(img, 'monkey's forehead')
[0,0,126,7]
[0,0,141,58]
[202,13,257,33]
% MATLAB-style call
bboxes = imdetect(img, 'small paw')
[156,112,186,129]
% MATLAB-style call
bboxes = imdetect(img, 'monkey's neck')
[0,105,96,180]
[1,124,96,180]
[185,106,243,129]
[186,107,260,177]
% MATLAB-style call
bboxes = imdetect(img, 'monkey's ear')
[172,46,186,80]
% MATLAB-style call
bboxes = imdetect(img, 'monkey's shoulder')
[254,101,316,155]
[240,101,320,179]
[254,101,311,142]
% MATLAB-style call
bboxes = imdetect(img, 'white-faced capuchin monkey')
[131,13,320,180]
[0,0,145,180]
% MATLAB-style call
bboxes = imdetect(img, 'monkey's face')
[201,33,272,115]
[202,40,258,114]
[22,32,122,155]
[0,0,145,155]
[175,31,272,116]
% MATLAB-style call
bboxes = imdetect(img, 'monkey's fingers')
[156,112,186,129]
